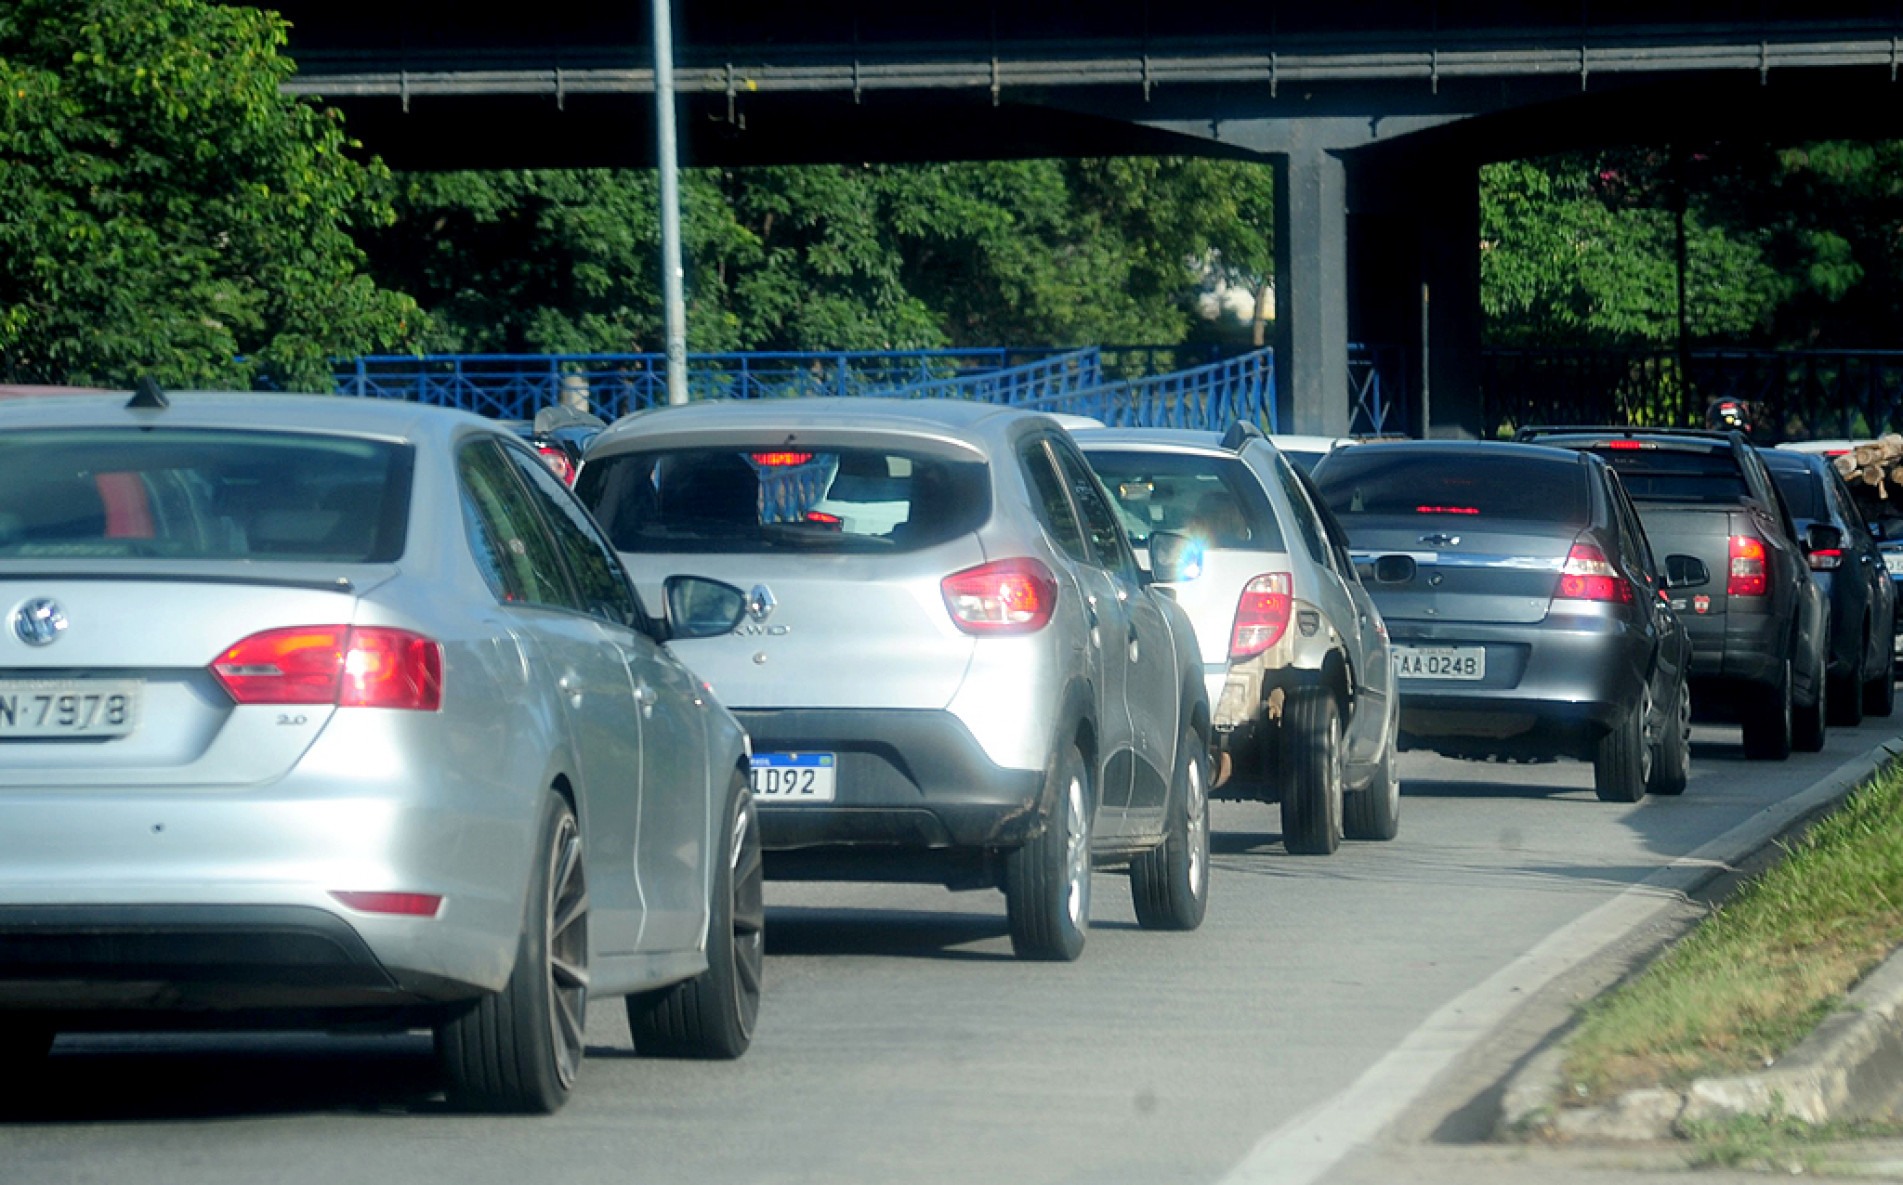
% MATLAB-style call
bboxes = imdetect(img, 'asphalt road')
[7,717,1900,1185]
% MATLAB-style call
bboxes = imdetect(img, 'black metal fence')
[1482,348,1903,442]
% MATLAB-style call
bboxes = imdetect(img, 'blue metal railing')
[333,348,1036,421]
[875,347,1104,403]
[1015,348,1275,431]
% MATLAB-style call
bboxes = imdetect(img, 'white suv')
[1077,423,1405,855]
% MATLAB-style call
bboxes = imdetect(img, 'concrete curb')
[1497,736,1903,1142]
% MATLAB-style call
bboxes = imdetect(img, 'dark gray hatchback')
[1311,441,1704,802]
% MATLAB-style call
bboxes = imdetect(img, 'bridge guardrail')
[1015,348,1274,431]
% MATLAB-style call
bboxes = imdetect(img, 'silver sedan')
[0,388,761,1112]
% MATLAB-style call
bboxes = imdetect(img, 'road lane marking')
[1218,737,1903,1185]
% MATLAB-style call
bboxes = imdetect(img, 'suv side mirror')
[1147,530,1203,583]
[1356,554,1417,584]
[1663,554,1711,590]
[1805,522,1845,555]
[662,575,749,640]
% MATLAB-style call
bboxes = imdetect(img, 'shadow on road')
[766,905,1018,960]
[0,1034,443,1123]
[1390,776,1595,801]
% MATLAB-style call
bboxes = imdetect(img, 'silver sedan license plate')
[1394,646,1486,681]
[750,752,836,802]
[0,679,141,739]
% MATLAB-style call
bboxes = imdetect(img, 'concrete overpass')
[268,2,1903,436]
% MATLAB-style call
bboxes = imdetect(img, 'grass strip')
[1561,759,1903,1103]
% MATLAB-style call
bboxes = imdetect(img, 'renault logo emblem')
[746,585,777,623]
[12,598,67,647]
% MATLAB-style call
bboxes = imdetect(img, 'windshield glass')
[1313,449,1589,524]
[0,429,411,562]
[1080,450,1283,550]
[576,446,991,553]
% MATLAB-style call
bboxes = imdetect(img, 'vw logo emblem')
[746,585,777,623]
[13,598,67,647]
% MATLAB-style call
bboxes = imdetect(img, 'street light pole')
[652,0,689,406]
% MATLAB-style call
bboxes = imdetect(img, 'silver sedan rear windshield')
[0,429,412,562]
[1313,450,1589,525]
[578,447,991,553]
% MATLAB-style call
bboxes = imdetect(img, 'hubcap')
[545,812,589,1089]
[730,799,765,1036]
[1186,753,1208,898]
[1063,773,1091,931]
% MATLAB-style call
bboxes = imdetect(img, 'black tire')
[437,791,590,1114]
[1741,658,1794,761]
[1006,744,1092,961]
[1130,726,1210,931]
[0,1021,54,1070]
[1794,663,1828,753]
[1593,695,1650,803]
[1282,689,1344,855]
[1865,658,1897,719]
[1343,703,1401,842]
[629,772,764,1058]
[1829,671,1864,727]
[1648,679,1692,797]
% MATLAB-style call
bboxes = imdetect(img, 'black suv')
[1520,427,1832,760]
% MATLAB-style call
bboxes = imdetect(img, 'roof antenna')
[128,376,168,410]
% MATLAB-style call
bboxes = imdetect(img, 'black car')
[1519,427,1832,760]
[1761,448,1897,722]
[1310,441,1703,803]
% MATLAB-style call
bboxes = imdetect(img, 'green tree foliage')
[1480,151,1779,348]
[1480,143,1903,351]
[0,0,420,390]
[366,158,1276,354]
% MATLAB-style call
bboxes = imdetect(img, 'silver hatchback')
[578,399,1211,961]
[0,390,760,1112]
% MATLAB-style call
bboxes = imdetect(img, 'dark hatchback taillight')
[1728,535,1769,597]
[212,626,443,710]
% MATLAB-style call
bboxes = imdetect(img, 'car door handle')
[632,683,657,715]
[1085,594,1100,628]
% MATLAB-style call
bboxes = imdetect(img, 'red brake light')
[212,627,443,710]
[941,558,1058,635]
[804,510,843,526]
[750,451,814,468]
[1415,505,1479,515]
[329,891,443,917]
[1555,541,1633,604]
[1808,548,1843,571]
[1728,535,1769,597]
[1230,573,1293,659]
[535,444,577,486]
[1606,439,1647,450]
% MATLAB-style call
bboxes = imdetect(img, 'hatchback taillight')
[1807,547,1843,572]
[1556,541,1633,604]
[212,626,443,710]
[942,559,1058,635]
[535,444,577,486]
[1230,573,1293,659]
[1728,535,1769,597]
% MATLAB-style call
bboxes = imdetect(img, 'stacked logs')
[1831,435,1903,501]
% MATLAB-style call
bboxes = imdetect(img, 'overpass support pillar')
[1272,146,1351,437]
[1349,154,1484,439]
